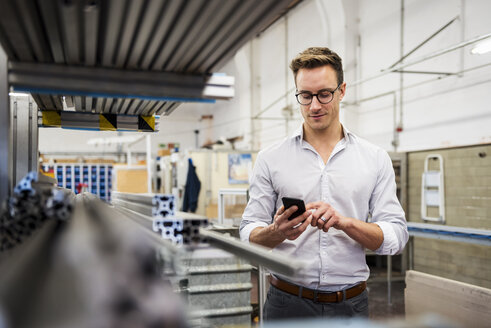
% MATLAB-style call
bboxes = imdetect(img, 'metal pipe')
[253,86,296,119]
[398,0,404,148]
[350,32,491,86]
[409,236,414,270]
[389,16,459,68]
[146,134,152,193]
[199,228,305,277]
[387,255,392,305]
[407,221,491,237]
[390,32,491,70]
[12,100,17,188]
[392,92,398,152]
[28,100,32,171]
[343,61,491,113]
[112,195,304,277]
[258,265,268,324]
[459,1,466,76]
[393,70,456,75]
[126,135,146,166]
[127,149,132,165]
[112,191,155,206]
[112,198,153,217]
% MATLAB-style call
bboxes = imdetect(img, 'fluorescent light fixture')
[471,38,491,55]
[9,92,30,97]
[87,135,140,146]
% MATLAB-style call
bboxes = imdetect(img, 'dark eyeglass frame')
[295,83,342,105]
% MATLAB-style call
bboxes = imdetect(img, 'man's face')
[295,65,345,133]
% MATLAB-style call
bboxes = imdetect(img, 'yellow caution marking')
[99,114,117,131]
[42,111,61,127]
[138,115,155,131]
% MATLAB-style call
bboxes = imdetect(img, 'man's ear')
[339,82,347,101]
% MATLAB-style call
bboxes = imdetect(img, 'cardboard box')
[113,165,148,193]
[158,149,171,157]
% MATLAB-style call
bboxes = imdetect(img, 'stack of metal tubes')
[111,192,210,246]
[0,174,188,328]
[0,172,73,252]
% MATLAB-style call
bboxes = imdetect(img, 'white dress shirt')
[240,124,408,291]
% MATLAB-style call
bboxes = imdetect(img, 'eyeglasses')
[295,83,342,105]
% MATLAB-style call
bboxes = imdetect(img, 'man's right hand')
[249,205,312,248]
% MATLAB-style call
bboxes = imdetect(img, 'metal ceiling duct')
[0,0,295,115]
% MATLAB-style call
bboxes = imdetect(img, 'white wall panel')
[38,0,491,156]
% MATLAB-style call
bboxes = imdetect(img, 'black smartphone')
[282,197,306,221]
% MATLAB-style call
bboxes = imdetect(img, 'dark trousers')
[264,284,369,321]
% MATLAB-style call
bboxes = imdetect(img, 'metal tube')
[409,236,414,270]
[399,0,404,145]
[392,92,398,152]
[351,32,491,87]
[111,191,154,206]
[218,192,224,225]
[343,60,491,114]
[199,228,304,277]
[459,1,466,76]
[387,255,392,305]
[112,198,153,218]
[389,16,459,68]
[393,70,456,75]
[392,32,491,69]
[407,221,491,237]
[146,135,152,193]
[258,265,268,324]
[12,100,17,188]
[253,86,296,119]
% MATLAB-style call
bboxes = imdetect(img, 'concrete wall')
[408,144,491,288]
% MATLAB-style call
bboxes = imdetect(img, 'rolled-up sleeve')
[239,152,277,243]
[370,151,409,255]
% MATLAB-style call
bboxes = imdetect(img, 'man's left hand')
[306,201,350,232]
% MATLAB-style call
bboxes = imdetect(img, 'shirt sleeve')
[370,150,409,255]
[239,152,277,244]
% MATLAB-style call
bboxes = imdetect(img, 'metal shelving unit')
[43,163,112,201]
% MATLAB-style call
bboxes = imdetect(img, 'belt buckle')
[336,290,346,302]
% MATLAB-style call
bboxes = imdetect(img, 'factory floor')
[367,277,406,320]
[367,257,406,320]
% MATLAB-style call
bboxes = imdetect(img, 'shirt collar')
[292,123,355,143]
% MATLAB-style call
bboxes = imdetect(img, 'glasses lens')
[296,93,312,105]
[317,91,333,104]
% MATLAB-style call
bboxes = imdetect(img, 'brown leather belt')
[270,276,366,303]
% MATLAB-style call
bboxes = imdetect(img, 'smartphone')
[282,197,306,221]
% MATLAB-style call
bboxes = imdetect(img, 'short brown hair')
[290,47,343,85]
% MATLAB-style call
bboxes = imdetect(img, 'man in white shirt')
[240,47,408,320]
